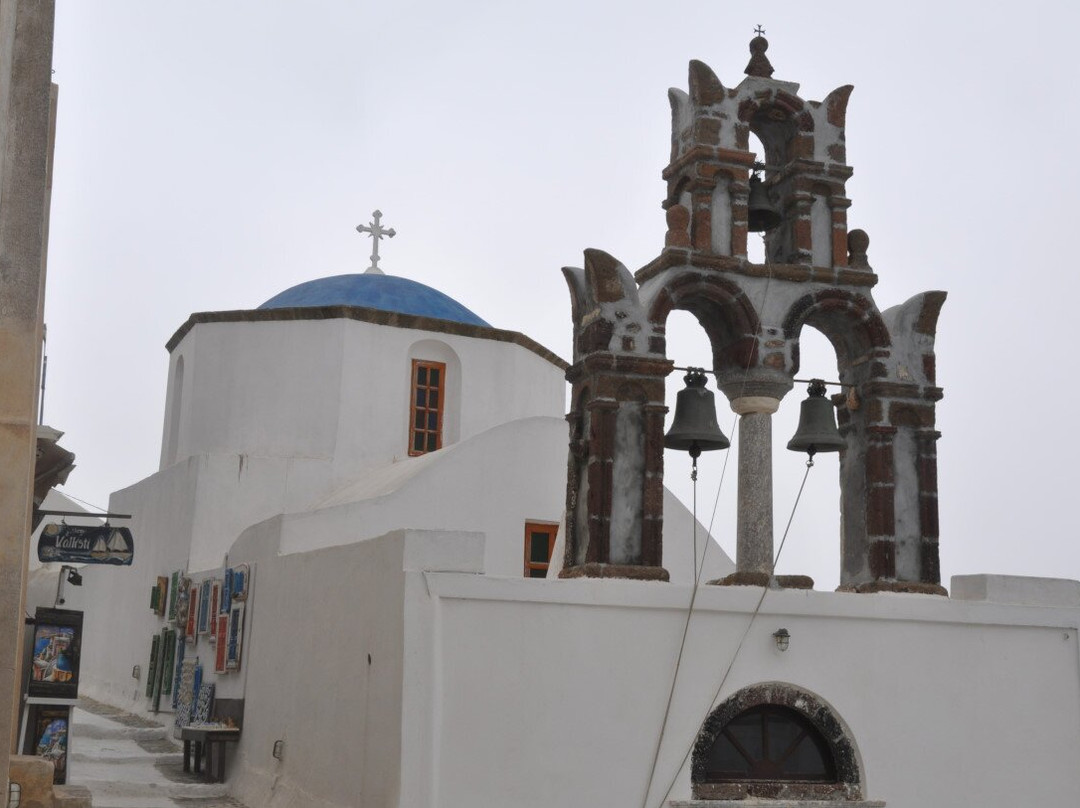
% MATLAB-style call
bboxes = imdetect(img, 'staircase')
[70,697,245,808]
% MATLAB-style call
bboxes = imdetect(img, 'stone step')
[73,759,230,799]
[76,722,172,741]
[91,799,244,808]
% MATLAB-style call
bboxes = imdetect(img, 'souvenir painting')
[214,614,228,673]
[194,682,214,724]
[171,639,185,709]
[27,608,82,699]
[231,563,249,601]
[145,634,161,698]
[150,585,160,613]
[161,628,177,696]
[156,576,169,616]
[226,602,245,671]
[209,580,221,639]
[174,576,190,630]
[23,704,71,784]
[185,585,198,642]
[197,579,212,635]
[221,568,232,608]
[168,570,181,621]
[175,658,196,730]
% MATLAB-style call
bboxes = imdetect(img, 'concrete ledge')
[951,574,1080,607]
[53,785,92,807]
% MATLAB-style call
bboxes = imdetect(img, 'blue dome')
[258,273,490,327]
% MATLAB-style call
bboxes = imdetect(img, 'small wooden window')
[524,522,557,578]
[409,360,445,456]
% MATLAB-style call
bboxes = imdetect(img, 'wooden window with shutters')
[524,522,558,578]
[409,359,445,456]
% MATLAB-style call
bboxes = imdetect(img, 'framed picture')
[185,585,198,642]
[23,704,71,784]
[168,570,180,621]
[221,568,232,609]
[226,602,245,671]
[231,564,249,601]
[214,613,228,673]
[209,580,221,639]
[27,608,83,700]
[160,628,177,696]
[174,576,190,630]
[156,576,169,616]
[197,579,212,635]
[145,634,161,698]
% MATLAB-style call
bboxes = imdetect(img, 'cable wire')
[639,233,776,808]
[652,456,815,807]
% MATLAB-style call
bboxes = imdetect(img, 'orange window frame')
[409,359,445,456]
[524,522,558,578]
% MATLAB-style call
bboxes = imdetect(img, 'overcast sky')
[44,1,1080,591]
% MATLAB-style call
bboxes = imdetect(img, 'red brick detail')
[920,539,941,585]
[688,59,725,106]
[692,204,712,250]
[889,402,935,429]
[865,442,894,484]
[583,249,626,303]
[826,85,854,127]
[919,494,939,540]
[666,205,691,248]
[832,220,848,268]
[868,539,896,579]
[692,116,721,145]
[922,353,936,384]
[641,515,663,568]
[867,485,895,536]
[914,291,947,336]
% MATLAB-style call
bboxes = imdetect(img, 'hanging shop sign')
[38,523,134,565]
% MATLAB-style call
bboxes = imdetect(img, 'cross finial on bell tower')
[745,26,775,78]
[356,209,396,275]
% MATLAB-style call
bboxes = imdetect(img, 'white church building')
[36,37,1080,808]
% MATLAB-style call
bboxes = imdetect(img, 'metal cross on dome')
[356,209,396,274]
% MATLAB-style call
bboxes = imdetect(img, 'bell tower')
[661,33,854,268]
[561,33,948,594]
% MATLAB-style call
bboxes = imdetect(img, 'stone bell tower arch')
[561,33,947,594]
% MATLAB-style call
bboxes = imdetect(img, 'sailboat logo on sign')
[38,524,134,565]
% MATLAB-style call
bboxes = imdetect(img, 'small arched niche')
[691,683,865,802]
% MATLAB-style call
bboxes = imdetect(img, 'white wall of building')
[408,544,1080,808]
[161,316,567,490]
[179,527,1080,808]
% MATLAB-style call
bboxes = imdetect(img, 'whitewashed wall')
[407,552,1080,808]
[161,316,567,487]
[172,526,1080,808]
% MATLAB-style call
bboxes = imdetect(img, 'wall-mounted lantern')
[772,628,791,652]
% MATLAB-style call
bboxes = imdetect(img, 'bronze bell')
[787,379,845,456]
[665,369,730,458]
[747,173,782,232]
